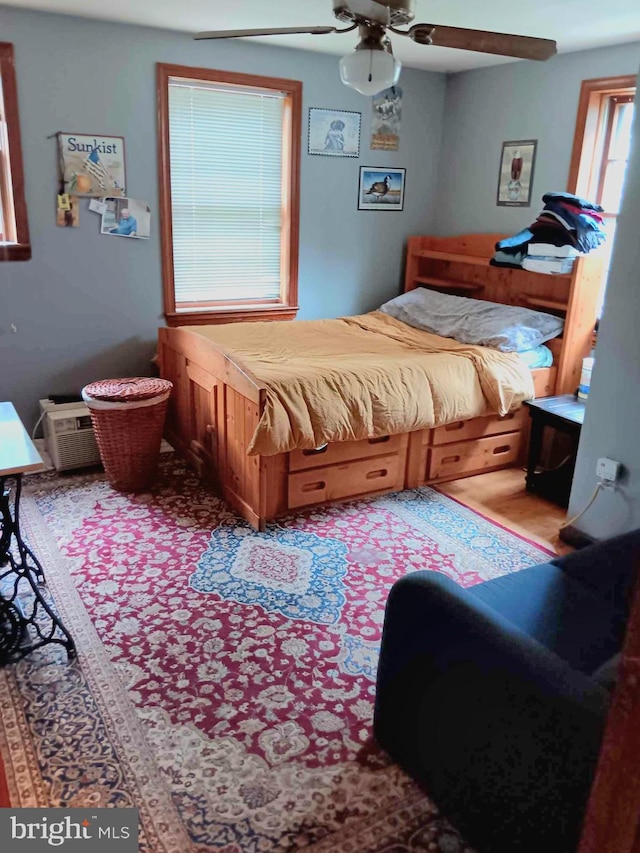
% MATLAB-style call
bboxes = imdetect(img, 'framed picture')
[58,133,126,197]
[371,86,402,151]
[308,108,361,157]
[100,197,151,239]
[358,167,405,211]
[496,139,537,207]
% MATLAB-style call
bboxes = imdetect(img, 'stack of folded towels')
[491,191,606,274]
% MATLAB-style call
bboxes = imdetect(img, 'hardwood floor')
[437,467,573,555]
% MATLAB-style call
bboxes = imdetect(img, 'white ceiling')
[3,0,640,73]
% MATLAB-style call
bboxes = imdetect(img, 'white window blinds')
[168,78,285,308]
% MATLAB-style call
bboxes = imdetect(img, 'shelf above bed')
[414,249,491,265]
[414,276,485,293]
[523,295,569,312]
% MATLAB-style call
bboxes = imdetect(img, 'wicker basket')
[82,377,173,492]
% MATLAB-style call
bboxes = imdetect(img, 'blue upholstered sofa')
[374,530,640,853]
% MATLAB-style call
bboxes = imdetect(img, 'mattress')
[186,311,535,456]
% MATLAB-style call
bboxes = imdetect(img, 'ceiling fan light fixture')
[339,38,401,96]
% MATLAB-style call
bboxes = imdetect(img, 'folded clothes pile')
[491,191,606,274]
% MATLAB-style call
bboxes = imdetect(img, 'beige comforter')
[189,311,535,456]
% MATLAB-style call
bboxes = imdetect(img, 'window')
[569,76,636,314]
[594,94,635,266]
[157,64,302,325]
[0,43,30,261]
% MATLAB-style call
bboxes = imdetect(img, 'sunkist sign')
[63,136,121,155]
[58,132,126,197]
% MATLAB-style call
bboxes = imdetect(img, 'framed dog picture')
[358,167,405,211]
[308,108,361,157]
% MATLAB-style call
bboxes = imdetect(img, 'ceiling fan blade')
[408,23,557,61]
[195,26,339,41]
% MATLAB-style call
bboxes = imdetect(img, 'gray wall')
[435,41,640,237]
[0,5,446,427]
[567,64,640,539]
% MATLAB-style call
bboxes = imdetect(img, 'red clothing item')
[558,201,604,223]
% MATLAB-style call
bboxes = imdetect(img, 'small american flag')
[83,147,113,190]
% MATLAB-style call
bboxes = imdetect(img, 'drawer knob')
[368,436,390,445]
[303,444,328,456]
[301,480,326,493]
[366,468,388,480]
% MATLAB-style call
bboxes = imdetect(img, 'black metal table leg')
[1,475,45,581]
[0,474,76,665]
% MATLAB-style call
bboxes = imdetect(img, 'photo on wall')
[56,195,80,228]
[358,167,405,211]
[100,197,151,239]
[308,108,361,157]
[496,139,537,207]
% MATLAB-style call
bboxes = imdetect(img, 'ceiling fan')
[195,0,557,96]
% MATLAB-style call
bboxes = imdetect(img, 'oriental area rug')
[0,456,550,852]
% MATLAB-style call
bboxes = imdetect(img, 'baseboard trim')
[559,524,597,549]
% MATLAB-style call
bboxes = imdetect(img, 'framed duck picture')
[358,167,405,211]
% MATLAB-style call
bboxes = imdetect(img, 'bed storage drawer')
[430,409,527,445]
[289,434,407,471]
[428,432,521,480]
[288,452,405,509]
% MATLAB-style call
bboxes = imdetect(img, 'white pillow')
[380,288,564,353]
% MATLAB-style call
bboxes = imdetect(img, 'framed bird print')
[358,167,405,211]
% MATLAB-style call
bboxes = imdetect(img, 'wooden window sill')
[0,242,31,261]
[165,305,300,326]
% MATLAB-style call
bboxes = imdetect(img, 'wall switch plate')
[597,457,621,482]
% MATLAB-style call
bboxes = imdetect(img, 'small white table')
[0,402,76,664]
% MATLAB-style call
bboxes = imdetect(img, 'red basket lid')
[82,377,173,403]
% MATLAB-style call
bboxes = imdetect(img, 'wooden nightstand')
[523,395,586,507]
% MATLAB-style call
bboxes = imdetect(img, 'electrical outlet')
[596,457,621,482]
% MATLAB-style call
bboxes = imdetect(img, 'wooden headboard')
[403,234,603,396]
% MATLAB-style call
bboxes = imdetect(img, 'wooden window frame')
[568,74,636,200]
[594,94,634,213]
[157,63,302,327]
[0,42,30,262]
[567,75,635,319]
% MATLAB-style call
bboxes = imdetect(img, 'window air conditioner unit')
[40,399,102,472]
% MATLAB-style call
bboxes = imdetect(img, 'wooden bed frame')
[158,234,603,530]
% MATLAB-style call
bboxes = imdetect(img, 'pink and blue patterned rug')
[0,456,551,852]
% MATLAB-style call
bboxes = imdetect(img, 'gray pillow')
[379,288,564,353]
